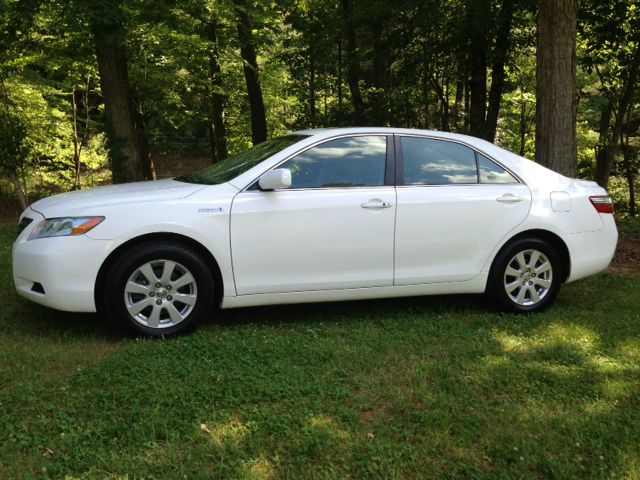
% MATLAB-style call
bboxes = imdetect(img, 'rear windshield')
[177,134,309,185]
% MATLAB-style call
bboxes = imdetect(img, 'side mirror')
[258,168,292,190]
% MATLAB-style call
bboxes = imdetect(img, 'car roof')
[293,127,483,143]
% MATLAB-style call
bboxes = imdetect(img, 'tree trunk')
[467,0,489,139]
[71,89,82,190]
[429,73,450,131]
[594,102,612,184]
[234,0,267,145]
[623,146,637,216]
[371,20,387,125]
[337,39,343,108]
[341,0,366,125]
[535,0,578,177]
[422,63,430,128]
[629,177,636,217]
[93,30,151,184]
[309,42,316,124]
[206,18,228,163]
[453,69,464,128]
[519,91,527,156]
[9,172,28,211]
[485,0,514,142]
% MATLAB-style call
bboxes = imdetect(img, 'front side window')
[401,137,478,185]
[281,135,387,189]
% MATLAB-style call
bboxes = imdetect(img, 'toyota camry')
[13,128,618,335]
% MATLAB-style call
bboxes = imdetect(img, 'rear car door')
[394,135,532,285]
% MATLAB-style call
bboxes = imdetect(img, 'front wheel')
[487,238,563,313]
[104,242,215,336]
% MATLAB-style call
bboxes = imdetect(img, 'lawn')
[0,224,639,479]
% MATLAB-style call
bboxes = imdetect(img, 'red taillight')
[589,195,614,214]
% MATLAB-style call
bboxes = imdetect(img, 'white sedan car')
[13,128,617,335]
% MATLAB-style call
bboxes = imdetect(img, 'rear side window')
[478,154,518,184]
[401,137,477,185]
[281,135,387,189]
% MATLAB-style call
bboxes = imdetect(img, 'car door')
[394,135,532,285]
[230,135,396,295]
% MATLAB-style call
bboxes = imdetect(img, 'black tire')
[103,242,215,336]
[487,237,563,313]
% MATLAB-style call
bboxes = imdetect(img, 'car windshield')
[176,134,309,185]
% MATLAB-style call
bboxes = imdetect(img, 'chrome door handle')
[361,200,393,209]
[496,194,523,204]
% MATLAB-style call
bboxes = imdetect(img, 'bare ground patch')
[607,232,640,276]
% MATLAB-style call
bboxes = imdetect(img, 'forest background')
[0,0,638,218]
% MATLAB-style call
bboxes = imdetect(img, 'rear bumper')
[12,234,118,312]
[565,215,618,282]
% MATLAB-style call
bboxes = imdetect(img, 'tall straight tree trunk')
[623,144,636,216]
[206,18,228,163]
[467,0,489,139]
[233,0,267,145]
[71,89,82,189]
[371,20,387,125]
[429,73,450,131]
[422,63,431,128]
[337,39,343,108]
[93,39,151,183]
[535,0,578,177]
[9,172,28,211]
[91,0,151,184]
[485,0,514,142]
[519,90,528,156]
[309,42,316,124]
[341,0,366,125]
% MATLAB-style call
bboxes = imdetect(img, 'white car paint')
[231,186,396,294]
[12,127,617,317]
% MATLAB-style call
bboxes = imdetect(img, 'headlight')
[28,216,105,240]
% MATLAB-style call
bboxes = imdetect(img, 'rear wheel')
[104,243,215,336]
[487,237,563,313]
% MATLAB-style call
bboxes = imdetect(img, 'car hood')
[30,179,210,217]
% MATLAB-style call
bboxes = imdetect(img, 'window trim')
[394,134,524,187]
[244,133,396,192]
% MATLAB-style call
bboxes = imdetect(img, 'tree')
[233,0,267,144]
[0,110,29,209]
[485,0,516,142]
[581,0,640,188]
[89,0,153,183]
[341,0,366,125]
[206,16,229,162]
[467,0,490,138]
[535,0,578,177]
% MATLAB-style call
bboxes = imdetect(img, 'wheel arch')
[94,232,224,314]
[492,229,571,282]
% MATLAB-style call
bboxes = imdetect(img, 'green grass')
[0,225,639,479]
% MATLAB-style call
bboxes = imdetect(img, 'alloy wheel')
[503,249,553,306]
[123,259,198,329]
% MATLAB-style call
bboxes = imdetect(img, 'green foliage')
[0,108,28,175]
[0,0,637,206]
[608,176,640,215]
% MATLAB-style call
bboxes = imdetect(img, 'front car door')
[394,135,532,285]
[230,135,396,295]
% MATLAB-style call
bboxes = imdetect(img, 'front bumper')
[13,214,119,312]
